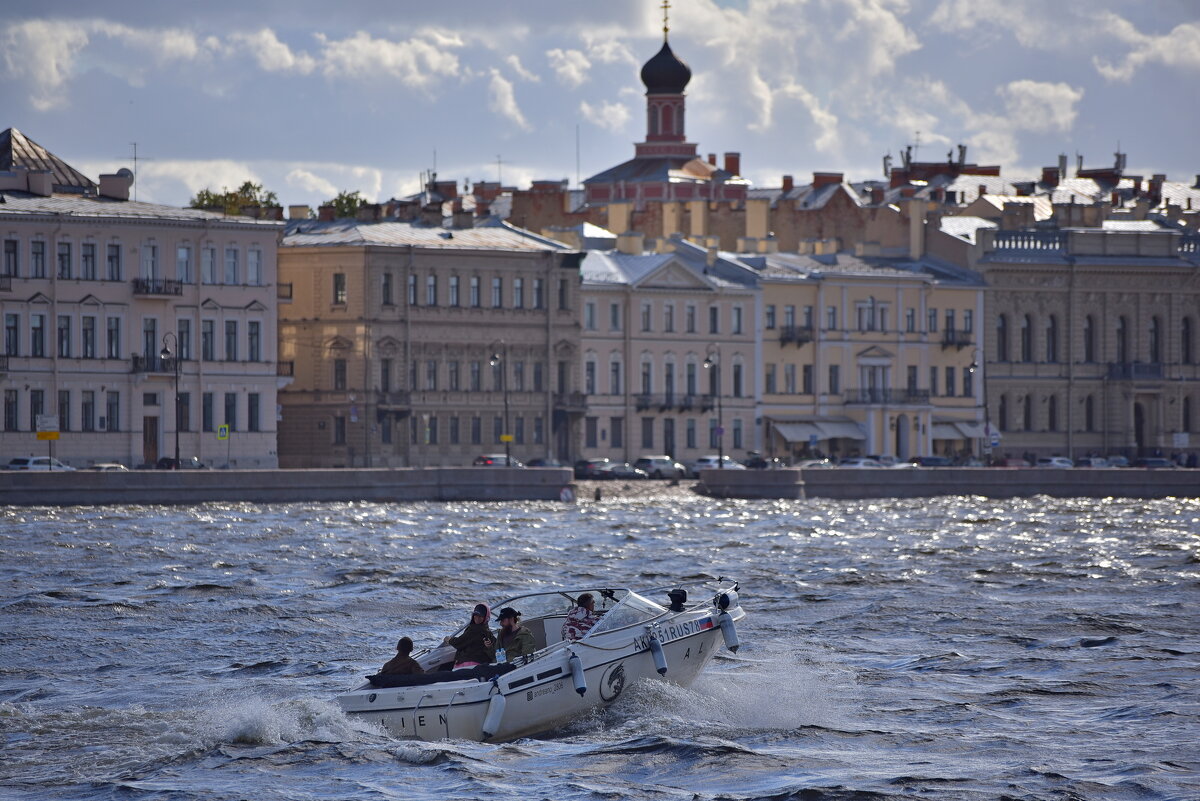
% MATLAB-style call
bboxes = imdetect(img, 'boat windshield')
[492,588,628,621]
[587,591,667,636]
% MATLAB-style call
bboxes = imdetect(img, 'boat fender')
[719,612,740,653]
[568,652,587,696]
[481,690,506,740]
[649,636,668,675]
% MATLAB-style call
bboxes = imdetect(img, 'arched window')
[1083,315,1095,362]
[1184,317,1194,364]
[997,314,1009,362]
[998,394,1009,431]
[1045,315,1058,363]
[1020,315,1033,362]
[1023,394,1033,430]
[1116,316,1128,363]
[1149,316,1162,363]
[1184,396,1192,433]
[1048,395,1058,431]
[1085,395,1095,432]
[647,104,659,136]
[661,104,674,136]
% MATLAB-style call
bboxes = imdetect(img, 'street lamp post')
[968,350,991,464]
[159,332,181,469]
[489,342,511,466]
[703,343,724,468]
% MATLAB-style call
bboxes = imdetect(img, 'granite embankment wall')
[0,468,574,506]
[698,467,1200,500]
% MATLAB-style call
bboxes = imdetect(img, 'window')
[334,416,346,445]
[224,247,237,284]
[334,359,347,391]
[1085,395,1095,432]
[802,364,813,394]
[3,239,16,276]
[826,305,837,330]
[945,367,955,397]
[765,363,777,394]
[1149,316,1162,363]
[333,273,347,305]
[140,243,158,279]
[512,417,521,444]
[176,245,192,283]
[1116,316,1128,363]
[944,309,955,333]
[585,416,598,448]
[106,317,121,359]
[427,274,437,306]
[31,241,45,278]
[4,389,17,431]
[708,418,719,448]
[448,360,460,391]
[664,303,674,332]
[200,246,215,284]
[1047,395,1058,432]
[905,308,916,332]
[906,365,918,392]
[31,314,45,358]
[1182,317,1194,364]
[512,277,523,308]
[57,315,71,357]
[380,358,392,392]
[784,305,796,328]
[449,275,460,306]
[765,305,776,329]
[534,416,544,445]
[247,249,262,285]
[224,320,238,361]
[963,309,974,333]
[641,302,652,332]
[584,302,596,330]
[142,318,157,360]
[426,359,438,390]
[81,390,95,432]
[57,242,72,279]
[492,359,504,392]
[998,394,1009,431]
[1020,315,1033,362]
[492,277,503,308]
[223,393,237,431]
[686,304,696,333]
[733,418,743,449]
[1045,315,1058,363]
[4,313,17,356]
[558,278,569,310]
[178,392,191,432]
[1184,397,1192,433]
[106,390,120,432]
[81,243,96,280]
[470,360,482,391]
[408,274,418,305]
[470,276,481,307]
[471,415,482,445]
[997,314,1009,362]
[828,364,840,394]
[610,360,621,394]
[709,305,719,334]
[732,363,743,397]
[533,362,544,392]
[784,364,796,394]
[107,244,122,281]
[429,416,440,445]
[686,362,697,396]
[929,366,938,396]
[493,416,504,444]
[641,417,654,449]
[382,272,394,306]
[963,367,973,397]
[610,302,621,331]
[248,321,261,362]
[1023,394,1033,431]
[57,389,70,431]
[641,361,652,394]
[202,392,214,432]
[201,320,214,361]
[585,360,596,394]
[686,417,697,448]
[733,306,743,335]
[927,308,938,333]
[29,389,44,430]
[448,416,459,445]
[241,392,257,432]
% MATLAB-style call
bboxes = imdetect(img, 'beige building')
[277,210,582,468]
[0,129,285,468]
[972,224,1200,460]
[749,251,986,462]
[573,234,758,465]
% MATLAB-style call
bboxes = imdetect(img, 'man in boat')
[443,603,496,668]
[495,607,536,662]
[561,593,603,641]
[379,636,424,676]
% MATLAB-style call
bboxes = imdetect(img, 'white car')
[1035,456,1074,468]
[838,458,883,468]
[688,455,747,476]
[633,455,686,479]
[6,456,75,471]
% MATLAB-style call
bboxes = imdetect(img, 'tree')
[322,190,366,218]
[189,181,278,215]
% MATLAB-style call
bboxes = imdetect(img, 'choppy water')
[1,488,1198,800]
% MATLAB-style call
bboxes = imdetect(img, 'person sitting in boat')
[443,603,496,668]
[495,607,536,662]
[561,593,603,641]
[379,636,424,676]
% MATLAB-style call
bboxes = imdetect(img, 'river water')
[1,488,1198,800]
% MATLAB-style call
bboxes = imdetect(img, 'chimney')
[745,197,769,240]
[318,205,336,222]
[724,152,741,175]
[707,153,717,166]
[688,199,707,237]
[608,200,634,235]
[475,199,491,218]
[433,180,458,200]
[420,203,443,226]
[289,204,312,220]
[27,170,54,197]
[661,201,682,239]
[616,231,644,255]
[781,175,794,193]
[1041,167,1060,187]
[1149,174,1166,204]
[98,169,134,201]
[870,187,885,205]
[978,184,987,197]
[1111,191,1120,206]
[812,172,843,188]
[906,198,927,260]
[1059,154,1068,180]
[452,200,474,229]
[1194,174,1200,189]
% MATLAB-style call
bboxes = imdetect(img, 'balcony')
[132,278,184,296]
[277,282,293,302]
[992,230,1065,252]
[1107,362,1164,381]
[0,275,11,292]
[941,330,973,350]
[779,324,814,346]
[553,391,588,413]
[131,354,177,374]
[845,387,931,405]
[277,361,295,377]
[1180,234,1199,255]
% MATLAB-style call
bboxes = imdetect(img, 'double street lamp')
[489,342,511,466]
[968,350,992,462]
[159,332,181,469]
[703,343,724,468]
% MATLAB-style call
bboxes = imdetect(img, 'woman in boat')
[561,593,602,641]
[443,603,496,668]
[495,607,536,662]
[379,636,424,676]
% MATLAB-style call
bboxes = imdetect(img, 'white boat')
[336,580,745,742]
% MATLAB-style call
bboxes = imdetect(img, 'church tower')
[635,38,697,159]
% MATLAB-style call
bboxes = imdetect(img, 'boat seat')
[524,616,567,652]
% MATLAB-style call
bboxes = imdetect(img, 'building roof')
[940,215,998,244]
[0,190,280,227]
[282,217,568,251]
[584,155,727,186]
[0,127,97,194]
[640,41,692,94]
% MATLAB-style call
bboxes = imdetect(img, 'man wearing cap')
[443,603,496,668]
[495,607,536,663]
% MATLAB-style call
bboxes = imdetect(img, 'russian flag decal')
[697,616,714,631]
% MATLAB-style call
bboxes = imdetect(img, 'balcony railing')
[992,230,1065,252]
[1180,234,1200,255]
[277,361,295,377]
[553,391,588,412]
[845,387,931,405]
[376,390,412,408]
[132,278,183,296]
[941,330,973,350]
[779,324,814,346]
[131,354,177,374]
[277,282,293,301]
[1107,362,1163,380]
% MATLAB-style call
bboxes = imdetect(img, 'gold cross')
[661,0,671,41]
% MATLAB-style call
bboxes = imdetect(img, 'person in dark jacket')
[495,607,536,663]
[379,636,424,675]
[444,603,495,668]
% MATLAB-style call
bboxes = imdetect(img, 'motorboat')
[336,580,745,742]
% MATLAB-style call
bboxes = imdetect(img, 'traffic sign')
[217,424,230,440]
[500,434,514,443]
[36,414,59,432]
[36,431,60,441]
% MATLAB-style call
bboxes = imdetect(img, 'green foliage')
[322,190,366,218]
[189,181,279,215]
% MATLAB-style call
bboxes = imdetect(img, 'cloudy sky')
[3,0,1197,210]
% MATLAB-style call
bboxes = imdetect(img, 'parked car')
[795,458,834,469]
[593,462,648,480]
[687,455,747,476]
[6,456,75,471]
[743,453,785,470]
[472,454,524,467]
[1105,455,1131,468]
[1134,457,1176,469]
[156,456,207,470]
[88,462,129,471]
[995,457,1031,467]
[1074,457,1109,468]
[910,455,953,467]
[865,454,901,467]
[1036,456,1075,469]
[573,458,612,479]
[526,458,567,468]
[838,457,883,468]
[633,455,686,479]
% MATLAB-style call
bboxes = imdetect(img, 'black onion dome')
[640,41,691,94]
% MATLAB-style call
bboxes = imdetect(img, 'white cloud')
[504,54,540,82]
[285,168,338,197]
[579,100,631,133]
[583,37,637,67]
[1,20,89,110]
[1094,16,1200,81]
[230,29,316,74]
[546,47,590,87]
[317,30,461,87]
[488,69,531,130]
[997,80,1084,133]
[835,0,922,77]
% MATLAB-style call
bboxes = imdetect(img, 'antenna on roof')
[120,142,153,202]
[497,154,503,185]
[575,124,581,188]
[912,130,922,160]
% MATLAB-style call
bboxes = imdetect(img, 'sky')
[3,0,1198,210]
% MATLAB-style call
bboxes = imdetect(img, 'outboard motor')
[568,652,587,696]
[649,636,668,675]
[667,588,687,612]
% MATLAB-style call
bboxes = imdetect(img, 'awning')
[954,421,987,439]
[773,422,824,443]
[931,423,962,440]
[816,420,866,440]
